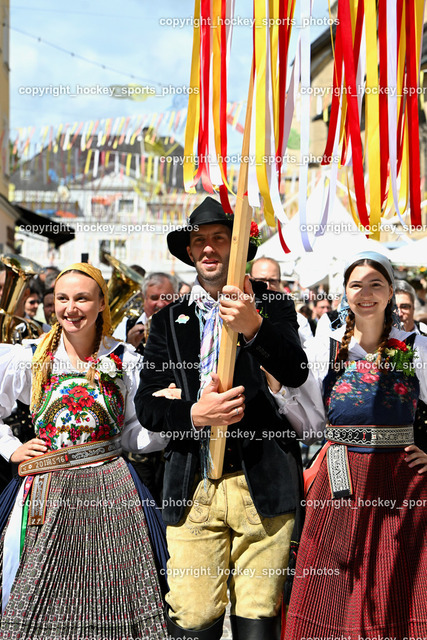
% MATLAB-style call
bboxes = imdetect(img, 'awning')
[14,204,75,248]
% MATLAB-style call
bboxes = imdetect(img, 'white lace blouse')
[0,335,169,461]
[304,325,427,403]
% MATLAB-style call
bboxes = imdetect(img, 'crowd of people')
[0,196,426,640]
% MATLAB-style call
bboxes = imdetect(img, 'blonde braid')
[337,311,355,363]
[31,322,62,412]
[49,322,63,360]
[86,314,104,385]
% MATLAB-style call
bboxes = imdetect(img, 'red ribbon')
[339,0,370,230]
[405,0,422,228]
[277,219,290,254]
[193,0,214,193]
[378,0,389,207]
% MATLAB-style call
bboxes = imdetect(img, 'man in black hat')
[135,197,308,640]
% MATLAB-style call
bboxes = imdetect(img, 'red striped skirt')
[283,449,427,640]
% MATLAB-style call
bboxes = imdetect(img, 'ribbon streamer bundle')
[321,0,425,240]
[184,0,302,226]
[184,0,236,212]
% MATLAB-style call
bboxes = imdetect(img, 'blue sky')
[10,0,331,148]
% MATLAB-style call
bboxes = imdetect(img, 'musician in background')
[0,273,33,489]
[250,257,313,346]
[42,288,55,325]
[124,272,179,504]
[23,286,40,319]
[126,272,179,356]
[111,264,145,342]
[395,280,427,451]
[31,266,60,298]
[24,283,51,334]
[395,280,427,335]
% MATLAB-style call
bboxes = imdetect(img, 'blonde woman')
[0,264,168,639]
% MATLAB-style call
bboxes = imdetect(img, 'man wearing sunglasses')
[249,257,313,346]
[395,280,427,335]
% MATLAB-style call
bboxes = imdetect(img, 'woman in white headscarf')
[281,252,427,639]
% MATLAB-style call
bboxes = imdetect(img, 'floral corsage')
[87,353,123,380]
[225,215,262,247]
[249,221,261,247]
[384,338,416,377]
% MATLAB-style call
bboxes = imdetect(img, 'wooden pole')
[208,68,254,479]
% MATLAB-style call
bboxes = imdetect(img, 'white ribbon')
[2,482,25,613]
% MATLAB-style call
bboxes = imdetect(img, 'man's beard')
[196,256,229,288]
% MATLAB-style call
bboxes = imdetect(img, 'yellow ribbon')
[147,155,153,183]
[364,0,381,240]
[84,149,92,175]
[254,0,275,227]
[126,153,132,176]
[183,0,201,193]
[53,124,63,154]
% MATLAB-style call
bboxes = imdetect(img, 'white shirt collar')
[188,278,217,306]
[54,332,122,363]
[135,311,148,325]
[330,324,414,357]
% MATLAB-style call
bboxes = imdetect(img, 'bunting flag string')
[321,0,426,239]
[6,102,247,176]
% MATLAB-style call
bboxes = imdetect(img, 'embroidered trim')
[28,474,52,526]
[18,435,122,477]
[326,444,353,498]
[325,425,414,448]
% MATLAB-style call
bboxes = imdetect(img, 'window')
[99,239,127,264]
[118,199,134,214]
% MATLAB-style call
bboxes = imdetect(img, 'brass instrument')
[0,254,43,343]
[121,290,144,321]
[105,254,145,331]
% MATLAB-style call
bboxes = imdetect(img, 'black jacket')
[135,284,308,525]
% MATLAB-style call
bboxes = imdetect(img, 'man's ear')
[186,246,195,263]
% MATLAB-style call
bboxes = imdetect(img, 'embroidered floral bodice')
[33,372,125,450]
[323,356,419,426]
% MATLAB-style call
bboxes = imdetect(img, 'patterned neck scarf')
[195,294,223,392]
[194,292,223,480]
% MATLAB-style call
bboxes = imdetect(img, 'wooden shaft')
[208,67,254,479]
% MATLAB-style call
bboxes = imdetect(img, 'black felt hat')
[167,196,258,266]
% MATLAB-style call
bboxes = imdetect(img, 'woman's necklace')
[355,335,381,361]
[365,351,377,362]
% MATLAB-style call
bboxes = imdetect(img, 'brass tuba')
[104,254,145,331]
[0,254,43,343]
